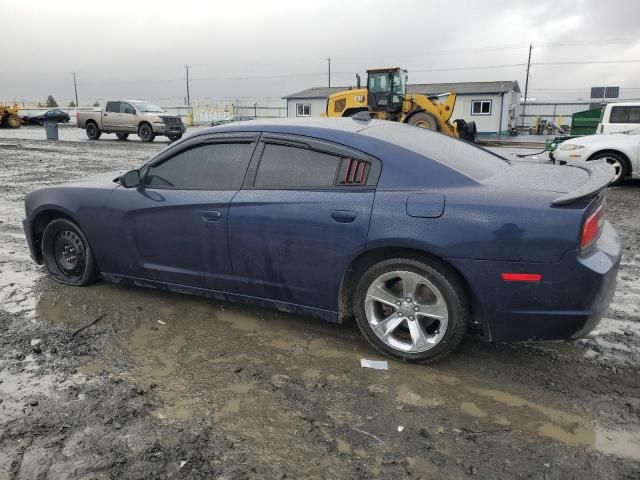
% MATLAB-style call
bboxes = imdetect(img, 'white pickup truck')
[76,100,186,142]
[597,102,640,134]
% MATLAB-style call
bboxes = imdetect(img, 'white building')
[283,80,521,135]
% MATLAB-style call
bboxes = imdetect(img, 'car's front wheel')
[42,218,98,286]
[138,123,155,142]
[353,257,468,363]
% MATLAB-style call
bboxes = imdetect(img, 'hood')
[566,133,630,145]
[58,170,125,189]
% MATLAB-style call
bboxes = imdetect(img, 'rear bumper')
[448,221,621,341]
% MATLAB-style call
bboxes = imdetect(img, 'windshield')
[131,101,164,113]
[627,127,640,135]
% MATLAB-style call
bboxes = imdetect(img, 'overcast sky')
[1,0,639,107]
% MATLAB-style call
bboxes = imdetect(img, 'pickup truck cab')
[76,100,186,142]
[597,102,640,134]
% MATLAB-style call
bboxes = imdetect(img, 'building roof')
[283,81,521,100]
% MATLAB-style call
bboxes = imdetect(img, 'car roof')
[206,117,378,135]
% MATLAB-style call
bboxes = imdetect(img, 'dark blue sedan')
[23,118,621,362]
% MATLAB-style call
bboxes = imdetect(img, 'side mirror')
[120,170,141,188]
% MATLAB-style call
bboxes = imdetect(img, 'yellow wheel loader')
[326,67,476,142]
[0,104,22,129]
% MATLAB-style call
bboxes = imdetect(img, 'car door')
[103,101,121,129]
[108,133,258,291]
[228,134,380,312]
[119,102,137,132]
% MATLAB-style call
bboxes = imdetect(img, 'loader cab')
[366,68,407,112]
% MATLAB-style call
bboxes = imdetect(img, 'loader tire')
[5,114,21,129]
[406,112,439,131]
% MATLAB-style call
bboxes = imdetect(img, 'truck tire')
[406,112,439,131]
[138,123,155,142]
[85,122,101,140]
[5,114,21,129]
[116,132,129,140]
[167,134,182,142]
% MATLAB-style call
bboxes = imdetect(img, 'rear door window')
[145,142,254,190]
[106,101,121,113]
[253,144,341,188]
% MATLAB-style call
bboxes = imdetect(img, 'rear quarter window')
[362,123,508,180]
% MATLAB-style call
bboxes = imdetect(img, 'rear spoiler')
[551,161,615,206]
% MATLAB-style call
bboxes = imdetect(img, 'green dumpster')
[570,107,603,136]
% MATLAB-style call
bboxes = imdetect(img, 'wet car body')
[23,118,621,352]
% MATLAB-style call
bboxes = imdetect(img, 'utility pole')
[184,64,191,106]
[521,43,532,128]
[327,57,331,88]
[72,72,79,107]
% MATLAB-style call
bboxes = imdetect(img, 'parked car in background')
[76,100,186,142]
[23,110,71,125]
[597,102,640,134]
[22,118,620,363]
[211,115,255,126]
[554,127,640,184]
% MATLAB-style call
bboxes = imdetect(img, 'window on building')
[145,142,253,190]
[609,106,640,123]
[471,100,492,116]
[254,143,341,188]
[296,103,311,117]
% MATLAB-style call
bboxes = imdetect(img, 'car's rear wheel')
[42,218,98,286]
[589,152,628,185]
[116,132,129,140]
[353,257,468,363]
[86,122,101,140]
[138,123,155,142]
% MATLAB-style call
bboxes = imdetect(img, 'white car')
[553,127,640,185]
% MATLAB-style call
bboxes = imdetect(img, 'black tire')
[406,111,439,131]
[86,122,101,140]
[167,134,182,142]
[5,114,21,129]
[353,256,468,363]
[116,132,129,140]
[588,151,628,185]
[41,218,98,286]
[138,123,155,142]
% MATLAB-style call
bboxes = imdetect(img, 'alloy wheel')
[364,270,449,353]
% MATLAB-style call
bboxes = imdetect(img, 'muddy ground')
[0,126,639,480]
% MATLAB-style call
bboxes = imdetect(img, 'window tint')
[120,102,135,114]
[609,106,640,123]
[106,101,120,113]
[254,143,341,188]
[145,142,253,190]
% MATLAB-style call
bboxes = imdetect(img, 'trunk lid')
[483,161,615,205]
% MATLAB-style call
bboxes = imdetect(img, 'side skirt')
[99,272,340,324]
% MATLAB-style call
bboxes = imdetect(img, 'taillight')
[580,203,604,251]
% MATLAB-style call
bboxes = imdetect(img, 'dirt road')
[1,127,639,479]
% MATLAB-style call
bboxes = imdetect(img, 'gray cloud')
[1,0,639,106]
